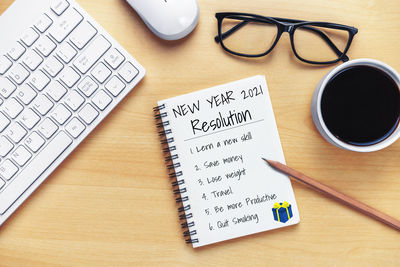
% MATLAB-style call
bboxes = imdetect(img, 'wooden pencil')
[263,159,400,231]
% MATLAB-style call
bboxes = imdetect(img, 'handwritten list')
[158,75,299,247]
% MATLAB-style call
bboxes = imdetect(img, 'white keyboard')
[0,0,145,226]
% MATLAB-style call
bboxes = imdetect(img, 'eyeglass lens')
[221,17,278,56]
[293,25,349,62]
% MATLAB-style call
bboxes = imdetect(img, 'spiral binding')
[154,103,199,245]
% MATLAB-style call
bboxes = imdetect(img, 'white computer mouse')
[126,0,199,41]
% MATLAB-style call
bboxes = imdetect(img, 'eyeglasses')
[215,12,358,65]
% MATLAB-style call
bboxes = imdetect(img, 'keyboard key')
[3,98,23,119]
[0,160,18,181]
[16,84,37,105]
[20,28,39,47]
[104,48,125,70]
[92,90,112,111]
[6,123,27,143]
[56,42,77,63]
[0,77,17,98]
[105,76,125,96]
[0,113,10,132]
[66,117,85,138]
[35,36,56,57]
[46,81,67,102]
[79,103,99,124]
[0,136,13,157]
[70,21,97,49]
[43,56,64,77]
[49,8,83,43]
[91,62,111,83]
[30,70,50,91]
[65,90,84,111]
[34,13,53,33]
[0,131,72,214]
[73,35,111,73]
[25,131,45,152]
[51,0,70,15]
[118,62,138,83]
[12,146,32,167]
[51,104,71,125]
[22,50,43,71]
[0,179,4,190]
[19,108,41,129]
[39,118,58,139]
[32,95,53,115]
[8,42,26,61]
[0,56,12,75]
[8,64,29,85]
[77,76,97,97]
[59,66,80,87]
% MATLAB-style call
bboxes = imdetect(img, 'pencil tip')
[262,158,271,165]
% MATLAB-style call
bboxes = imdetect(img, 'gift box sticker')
[272,202,293,223]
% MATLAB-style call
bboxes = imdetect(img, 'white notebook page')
[159,75,300,247]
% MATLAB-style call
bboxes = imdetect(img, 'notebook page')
[159,75,300,247]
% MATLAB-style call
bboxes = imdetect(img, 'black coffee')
[321,65,400,146]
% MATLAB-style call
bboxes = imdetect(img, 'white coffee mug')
[311,58,400,152]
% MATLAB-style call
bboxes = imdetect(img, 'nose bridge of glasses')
[282,24,294,33]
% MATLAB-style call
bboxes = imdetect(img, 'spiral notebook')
[154,75,300,248]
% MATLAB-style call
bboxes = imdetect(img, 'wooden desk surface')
[1,0,400,266]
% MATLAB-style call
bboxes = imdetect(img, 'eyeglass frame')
[215,12,359,65]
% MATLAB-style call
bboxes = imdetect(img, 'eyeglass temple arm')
[215,19,349,62]
[214,20,249,43]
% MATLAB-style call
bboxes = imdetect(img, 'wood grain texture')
[0,0,400,266]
